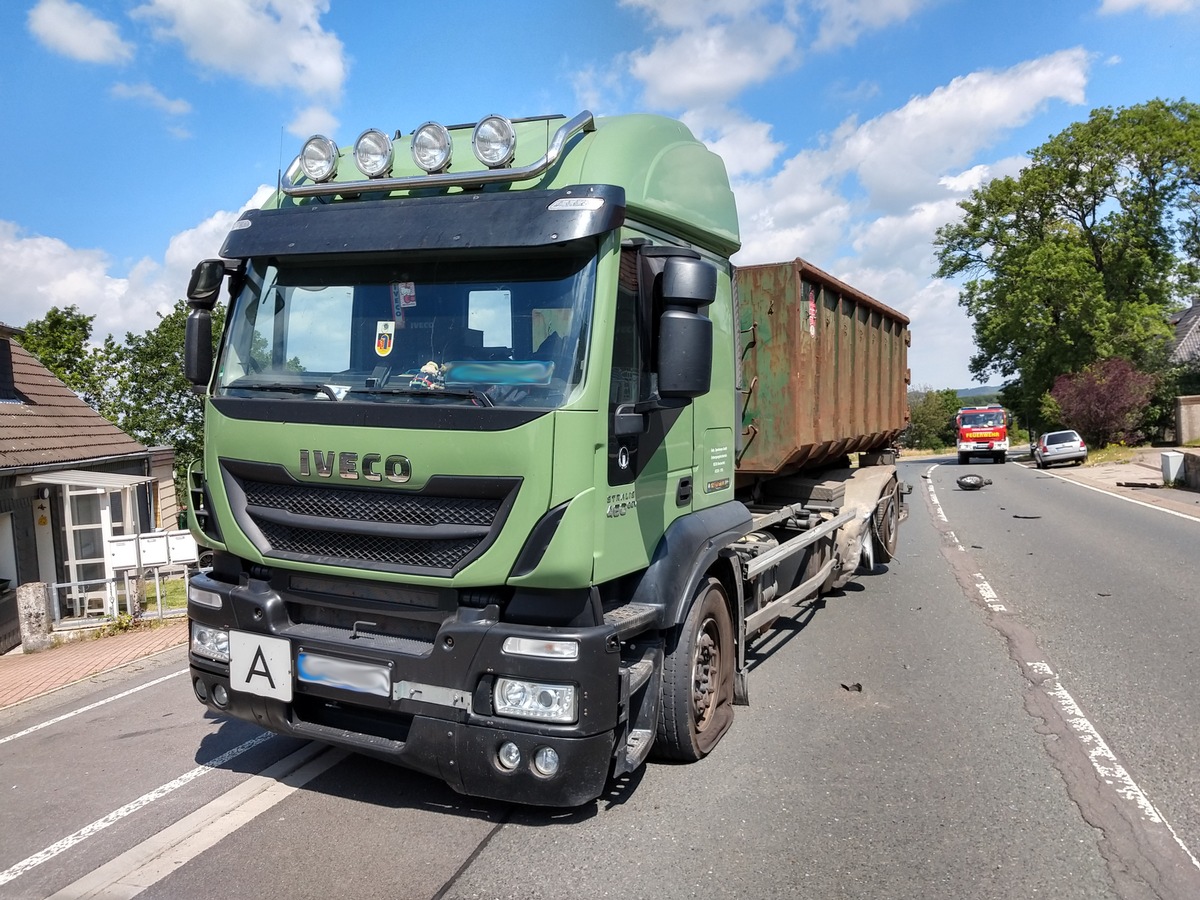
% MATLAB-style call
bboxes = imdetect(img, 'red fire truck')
[956,404,1010,464]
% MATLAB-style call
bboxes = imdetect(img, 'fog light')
[497,741,521,770]
[193,678,208,702]
[533,746,560,777]
[412,122,452,173]
[211,684,229,708]
[494,677,577,723]
[191,623,229,663]
[472,114,516,167]
[299,134,339,182]
[354,128,393,178]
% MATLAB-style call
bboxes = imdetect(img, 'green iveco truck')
[184,111,910,806]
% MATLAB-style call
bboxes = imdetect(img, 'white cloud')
[131,0,346,99]
[630,17,798,109]
[111,82,192,116]
[287,104,339,139]
[839,48,1090,211]
[1098,0,1200,15]
[0,186,274,342]
[809,0,935,50]
[27,0,134,64]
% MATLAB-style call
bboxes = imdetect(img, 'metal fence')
[50,564,191,628]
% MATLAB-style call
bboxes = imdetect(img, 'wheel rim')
[691,617,722,732]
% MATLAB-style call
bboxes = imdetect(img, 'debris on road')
[956,474,992,491]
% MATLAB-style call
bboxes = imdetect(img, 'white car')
[1033,430,1088,468]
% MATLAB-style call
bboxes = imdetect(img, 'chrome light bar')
[281,110,595,198]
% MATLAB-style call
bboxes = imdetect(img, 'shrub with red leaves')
[1050,358,1155,448]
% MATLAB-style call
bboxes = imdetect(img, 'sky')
[1,0,1198,391]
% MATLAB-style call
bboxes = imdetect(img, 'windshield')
[961,411,1004,428]
[216,252,595,410]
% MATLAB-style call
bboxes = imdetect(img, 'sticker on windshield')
[375,321,395,357]
[391,282,416,317]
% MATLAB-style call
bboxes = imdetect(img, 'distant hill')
[957,385,1003,399]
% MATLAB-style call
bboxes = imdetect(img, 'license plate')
[229,632,293,702]
[297,652,392,698]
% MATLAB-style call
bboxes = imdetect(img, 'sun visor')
[221,185,626,258]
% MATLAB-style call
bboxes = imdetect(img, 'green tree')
[906,386,960,449]
[17,305,100,400]
[22,300,225,492]
[935,99,1200,414]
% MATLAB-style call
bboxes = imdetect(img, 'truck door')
[593,244,696,583]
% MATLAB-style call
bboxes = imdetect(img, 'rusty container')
[735,258,910,479]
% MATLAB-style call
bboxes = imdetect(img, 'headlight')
[299,135,339,183]
[472,114,516,167]
[494,677,577,723]
[354,128,393,178]
[411,121,452,173]
[191,623,229,663]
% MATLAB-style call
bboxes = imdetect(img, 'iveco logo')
[299,449,411,483]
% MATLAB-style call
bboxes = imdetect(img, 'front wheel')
[958,453,969,465]
[654,577,735,762]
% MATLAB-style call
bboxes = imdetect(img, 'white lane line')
[1029,660,1200,873]
[1031,464,1200,523]
[924,465,947,522]
[0,670,188,747]
[973,574,1007,613]
[49,742,343,899]
[0,732,274,888]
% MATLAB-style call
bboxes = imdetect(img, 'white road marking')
[924,463,1200,875]
[0,732,274,888]
[1029,464,1200,523]
[1031,660,1200,873]
[0,670,188,747]
[48,742,343,899]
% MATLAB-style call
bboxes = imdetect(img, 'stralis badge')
[375,321,395,357]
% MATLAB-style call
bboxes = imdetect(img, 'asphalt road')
[1,457,1198,899]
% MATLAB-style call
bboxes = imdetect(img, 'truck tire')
[872,477,900,563]
[994,452,1005,464]
[654,577,734,762]
[958,453,968,465]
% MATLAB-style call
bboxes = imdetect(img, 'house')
[0,323,180,652]
[1169,301,1200,366]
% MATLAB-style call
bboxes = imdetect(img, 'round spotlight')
[211,683,229,709]
[411,122,452,173]
[533,746,560,777]
[497,741,521,771]
[193,678,208,703]
[472,115,516,167]
[299,135,340,183]
[354,128,393,178]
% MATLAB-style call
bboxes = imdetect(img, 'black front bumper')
[188,572,622,807]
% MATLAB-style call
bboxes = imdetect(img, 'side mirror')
[658,257,716,398]
[187,259,226,309]
[185,309,213,392]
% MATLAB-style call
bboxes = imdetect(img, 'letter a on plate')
[229,632,293,702]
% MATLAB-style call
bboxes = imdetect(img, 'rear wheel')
[872,477,900,563]
[655,577,735,762]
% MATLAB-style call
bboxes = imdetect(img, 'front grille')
[223,461,519,575]
[243,481,498,528]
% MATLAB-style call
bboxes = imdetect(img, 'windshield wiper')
[348,385,494,407]
[230,381,341,401]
